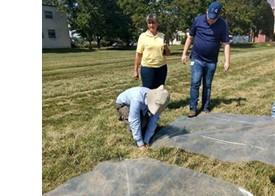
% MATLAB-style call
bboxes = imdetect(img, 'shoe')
[188,110,197,118]
[127,126,132,133]
[144,144,150,148]
[202,109,210,114]
[138,145,147,150]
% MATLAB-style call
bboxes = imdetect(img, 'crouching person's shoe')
[188,110,197,118]
[127,125,132,133]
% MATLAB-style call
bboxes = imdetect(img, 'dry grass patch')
[43,45,275,195]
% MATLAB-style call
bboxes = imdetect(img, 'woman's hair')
[146,14,158,23]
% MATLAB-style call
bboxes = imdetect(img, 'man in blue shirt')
[181,1,230,117]
[116,85,170,149]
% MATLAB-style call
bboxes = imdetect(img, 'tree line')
[43,0,274,48]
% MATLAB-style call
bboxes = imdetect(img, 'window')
[45,11,53,19]
[48,29,56,38]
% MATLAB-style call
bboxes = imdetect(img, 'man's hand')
[163,44,171,56]
[224,61,230,72]
[181,54,189,64]
[223,43,230,72]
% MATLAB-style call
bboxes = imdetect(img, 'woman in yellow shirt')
[134,14,170,89]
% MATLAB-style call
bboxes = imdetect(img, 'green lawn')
[43,44,275,195]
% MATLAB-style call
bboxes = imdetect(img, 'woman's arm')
[134,53,142,79]
[163,44,170,56]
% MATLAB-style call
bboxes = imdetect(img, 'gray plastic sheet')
[45,158,251,196]
[152,113,275,165]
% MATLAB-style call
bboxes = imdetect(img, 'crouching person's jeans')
[116,104,149,134]
[189,59,216,112]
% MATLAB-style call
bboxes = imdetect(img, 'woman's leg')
[154,64,167,88]
[140,66,155,89]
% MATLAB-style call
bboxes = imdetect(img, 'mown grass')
[43,44,275,195]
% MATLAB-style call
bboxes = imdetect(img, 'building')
[267,0,275,33]
[254,33,267,43]
[171,30,185,45]
[254,0,275,42]
[42,4,71,48]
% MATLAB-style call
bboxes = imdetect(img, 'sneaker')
[188,110,197,118]
[202,109,210,114]
[138,145,147,150]
[127,126,132,133]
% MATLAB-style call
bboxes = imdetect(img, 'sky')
[268,0,275,8]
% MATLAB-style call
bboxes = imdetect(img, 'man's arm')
[143,114,160,144]
[128,101,144,147]
[223,43,230,72]
[181,36,193,64]
[134,53,142,80]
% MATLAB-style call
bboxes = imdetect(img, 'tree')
[144,0,180,44]
[222,0,274,38]
[103,1,133,46]
[45,0,274,47]
[222,0,254,35]
[59,0,133,48]
[174,0,212,31]
[117,0,149,39]
[117,0,183,44]
[250,0,274,37]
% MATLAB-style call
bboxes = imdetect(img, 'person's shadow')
[150,125,189,144]
[167,98,189,109]
[167,97,247,111]
[210,97,247,109]
[150,96,247,144]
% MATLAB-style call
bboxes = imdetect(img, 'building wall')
[42,5,71,48]
[170,31,185,45]
[254,34,267,43]
[267,0,275,33]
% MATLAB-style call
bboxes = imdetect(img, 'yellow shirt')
[136,31,166,68]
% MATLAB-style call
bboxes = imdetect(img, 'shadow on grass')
[270,175,275,185]
[210,97,247,110]
[167,97,246,111]
[105,46,136,51]
[151,125,189,144]
[231,43,255,48]
[170,51,184,56]
[43,48,96,53]
[167,98,189,109]
[152,96,246,144]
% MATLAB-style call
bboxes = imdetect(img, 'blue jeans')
[140,65,167,89]
[189,59,216,111]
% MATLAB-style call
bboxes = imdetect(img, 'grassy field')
[43,44,275,195]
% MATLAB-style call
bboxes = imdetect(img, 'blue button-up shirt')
[116,87,159,146]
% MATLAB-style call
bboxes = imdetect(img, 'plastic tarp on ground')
[45,158,251,196]
[152,113,275,165]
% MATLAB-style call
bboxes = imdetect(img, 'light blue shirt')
[116,87,160,146]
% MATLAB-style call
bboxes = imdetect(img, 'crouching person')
[116,85,170,149]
